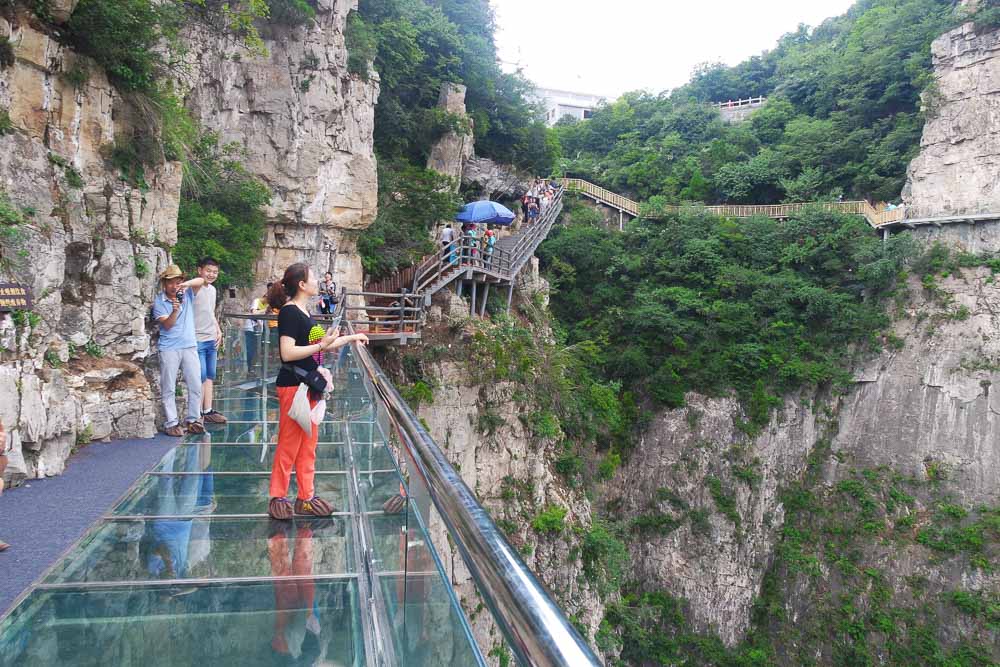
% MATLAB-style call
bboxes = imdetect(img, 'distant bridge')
[558,177,909,228]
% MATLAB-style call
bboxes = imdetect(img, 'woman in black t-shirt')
[266,263,368,520]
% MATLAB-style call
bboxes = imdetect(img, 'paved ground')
[0,435,176,617]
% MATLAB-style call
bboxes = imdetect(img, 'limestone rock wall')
[612,223,1000,646]
[426,83,473,187]
[180,0,379,295]
[0,1,381,483]
[0,9,175,481]
[612,392,823,645]
[903,20,1000,216]
[462,156,533,200]
[415,357,606,658]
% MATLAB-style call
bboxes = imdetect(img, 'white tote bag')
[287,383,314,433]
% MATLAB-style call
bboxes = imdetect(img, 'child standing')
[193,258,227,424]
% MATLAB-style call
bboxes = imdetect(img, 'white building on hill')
[535,87,608,126]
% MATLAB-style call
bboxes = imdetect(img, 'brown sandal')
[295,497,334,517]
[164,425,184,437]
[268,497,293,520]
[185,421,206,434]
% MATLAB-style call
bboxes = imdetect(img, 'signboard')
[0,283,32,312]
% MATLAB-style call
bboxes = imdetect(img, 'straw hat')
[159,264,184,281]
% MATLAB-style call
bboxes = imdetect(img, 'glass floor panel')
[173,421,347,446]
[0,579,365,667]
[378,574,481,666]
[153,444,351,474]
[112,474,348,517]
[44,518,354,584]
[357,470,406,513]
[0,341,485,666]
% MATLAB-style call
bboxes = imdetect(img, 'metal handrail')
[345,320,602,667]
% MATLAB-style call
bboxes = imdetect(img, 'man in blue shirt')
[153,264,206,436]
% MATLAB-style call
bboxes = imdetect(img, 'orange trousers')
[270,385,319,500]
[268,525,316,655]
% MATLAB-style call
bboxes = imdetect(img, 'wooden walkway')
[354,188,565,344]
[557,178,907,227]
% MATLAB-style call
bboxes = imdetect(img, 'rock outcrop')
[394,284,607,658]
[0,1,380,484]
[426,83,473,188]
[613,392,823,645]
[181,0,379,295]
[904,19,1000,216]
[462,156,533,200]
[0,10,175,480]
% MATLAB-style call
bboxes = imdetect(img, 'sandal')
[0,541,9,552]
[268,497,293,521]
[185,420,206,434]
[164,425,185,437]
[294,496,334,517]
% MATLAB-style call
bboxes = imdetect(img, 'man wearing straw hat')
[153,264,207,436]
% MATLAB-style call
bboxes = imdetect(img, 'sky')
[493,0,858,99]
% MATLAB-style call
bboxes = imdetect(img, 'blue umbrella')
[455,200,516,226]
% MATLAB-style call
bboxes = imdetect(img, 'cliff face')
[0,2,380,484]
[390,286,608,661]
[608,17,1000,650]
[0,8,179,479]
[181,0,379,293]
[904,19,1000,216]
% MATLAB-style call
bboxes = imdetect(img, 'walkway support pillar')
[457,280,463,298]
[480,283,490,317]
[619,209,623,231]
[506,283,514,314]
[470,281,478,317]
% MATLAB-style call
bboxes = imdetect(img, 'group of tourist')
[154,260,368,519]
[522,179,559,223]
[153,258,229,437]
[439,223,497,267]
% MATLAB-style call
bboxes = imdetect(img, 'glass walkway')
[0,316,600,666]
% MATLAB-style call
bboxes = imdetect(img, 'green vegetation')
[554,0,956,205]
[352,0,558,281]
[705,475,741,528]
[539,203,913,426]
[0,189,28,273]
[267,0,316,26]
[0,107,12,135]
[531,505,567,534]
[171,134,270,288]
[580,522,629,598]
[358,164,461,280]
[354,0,556,174]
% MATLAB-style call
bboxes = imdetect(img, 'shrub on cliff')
[539,207,914,427]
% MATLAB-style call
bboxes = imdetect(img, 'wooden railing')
[712,96,767,109]
[559,178,640,216]
[354,187,566,342]
[410,188,565,295]
[559,177,909,227]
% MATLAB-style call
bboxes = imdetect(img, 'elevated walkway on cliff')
[0,316,600,667]
[558,178,909,228]
[357,187,565,340]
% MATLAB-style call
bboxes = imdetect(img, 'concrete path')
[0,435,176,616]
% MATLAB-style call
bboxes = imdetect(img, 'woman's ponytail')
[268,262,310,310]
[266,281,288,310]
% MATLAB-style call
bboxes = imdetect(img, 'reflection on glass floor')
[0,340,483,666]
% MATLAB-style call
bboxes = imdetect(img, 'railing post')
[399,288,408,343]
